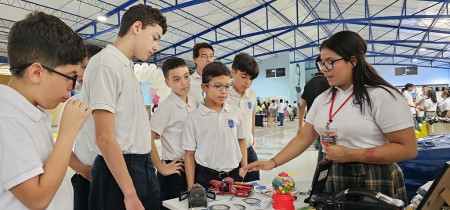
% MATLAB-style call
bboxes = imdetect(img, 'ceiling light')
[97,15,107,22]
[419,48,426,51]
[412,58,418,62]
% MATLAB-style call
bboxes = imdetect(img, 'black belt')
[196,164,238,179]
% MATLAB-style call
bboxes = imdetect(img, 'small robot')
[179,184,216,209]
[209,177,254,197]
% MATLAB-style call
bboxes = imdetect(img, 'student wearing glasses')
[57,43,102,210]
[190,42,215,103]
[0,12,90,209]
[183,62,247,190]
[244,31,417,203]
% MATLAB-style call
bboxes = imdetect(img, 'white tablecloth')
[163,188,309,210]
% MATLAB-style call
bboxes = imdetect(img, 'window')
[395,66,418,76]
[266,69,275,78]
[266,68,285,78]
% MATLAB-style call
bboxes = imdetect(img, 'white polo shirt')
[227,87,257,147]
[0,85,72,210]
[189,71,204,103]
[83,44,151,155]
[58,91,97,165]
[278,102,286,114]
[306,85,414,149]
[439,98,450,112]
[182,102,246,172]
[150,91,197,160]
[403,91,416,115]
[424,99,437,112]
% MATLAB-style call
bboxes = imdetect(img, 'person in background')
[227,52,260,182]
[189,42,214,103]
[439,90,450,117]
[58,43,102,210]
[297,55,330,202]
[245,31,417,204]
[277,99,286,126]
[403,83,417,119]
[150,57,197,208]
[423,89,437,120]
[415,86,429,123]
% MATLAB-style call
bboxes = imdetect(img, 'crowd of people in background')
[402,83,450,126]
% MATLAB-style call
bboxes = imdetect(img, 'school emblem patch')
[248,102,252,109]
[228,119,235,128]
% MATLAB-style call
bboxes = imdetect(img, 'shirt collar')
[106,44,133,66]
[191,71,202,79]
[336,85,354,94]
[168,91,196,109]
[230,85,249,98]
[0,85,47,122]
[198,102,230,115]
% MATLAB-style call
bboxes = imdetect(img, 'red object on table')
[272,193,294,210]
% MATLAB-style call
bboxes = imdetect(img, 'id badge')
[320,127,337,146]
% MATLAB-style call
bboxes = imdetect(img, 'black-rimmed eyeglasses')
[317,58,346,71]
[10,63,78,90]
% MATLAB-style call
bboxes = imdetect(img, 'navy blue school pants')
[157,160,187,210]
[244,146,260,182]
[89,154,161,210]
[71,173,90,210]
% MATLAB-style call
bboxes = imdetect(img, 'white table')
[163,189,309,210]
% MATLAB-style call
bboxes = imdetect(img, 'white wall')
[251,52,305,103]
[374,65,450,87]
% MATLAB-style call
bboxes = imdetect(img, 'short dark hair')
[193,42,214,58]
[231,52,259,80]
[118,4,167,37]
[8,11,86,76]
[85,44,102,59]
[162,57,187,79]
[202,62,230,84]
[280,99,283,103]
[405,83,414,89]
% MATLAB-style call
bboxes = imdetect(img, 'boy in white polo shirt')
[189,42,215,103]
[82,4,167,210]
[150,57,197,205]
[0,11,90,209]
[57,43,102,210]
[183,62,247,190]
[226,52,260,182]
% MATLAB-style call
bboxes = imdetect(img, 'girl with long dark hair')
[244,31,417,203]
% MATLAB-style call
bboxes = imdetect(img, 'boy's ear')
[201,83,208,92]
[231,68,236,77]
[27,63,44,85]
[131,21,143,34]
[164,78,170,87]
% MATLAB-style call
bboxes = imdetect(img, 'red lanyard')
[327,89,354,129]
